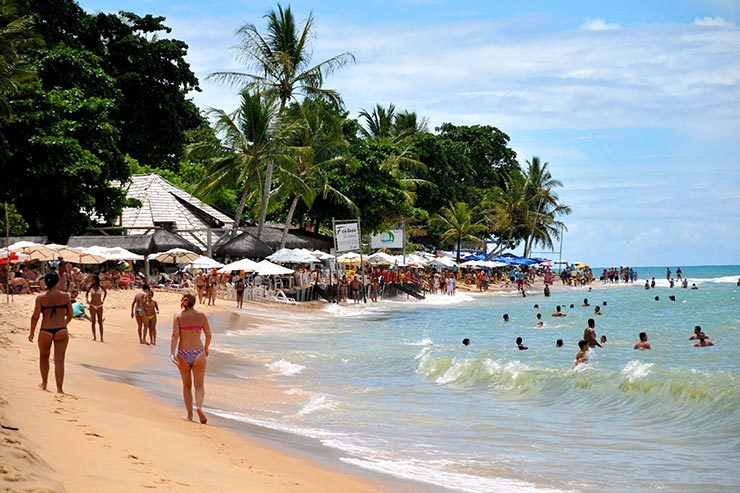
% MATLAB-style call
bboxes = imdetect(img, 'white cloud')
[693,16,735,28]
[579,18,622,31]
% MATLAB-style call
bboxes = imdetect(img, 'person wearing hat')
[28,272,73,393]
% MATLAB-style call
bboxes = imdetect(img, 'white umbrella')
[267,248,319,264]
[150,248,200,264]
[83,246,145,261]
[185,255,224,270]
[7,241,58,261]
[217,257,260,273]
[428,256,457,269]
[255,260,295,276]
[311,250,333,260]
[396,253,429,267]
[366,252,396,265]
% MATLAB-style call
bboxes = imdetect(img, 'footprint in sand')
[85,432,103,438]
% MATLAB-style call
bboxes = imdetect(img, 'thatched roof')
[0,236,48,248]
[214,231,274,259]
[67,231,201,255]
[151,229,201,254]
[68,235,153,255]
[118,174,234,250]
[241,226,332,251]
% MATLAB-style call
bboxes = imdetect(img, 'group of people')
[28,272,213,424]
[463,285,716,367]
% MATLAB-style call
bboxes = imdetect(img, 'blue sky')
[80,1,740,267]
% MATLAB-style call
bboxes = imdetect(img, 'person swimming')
[634,331,651,350]
[694,335,714,347]
[582,298,590,307]
[594,306,602,316]
[503,313,510,322]
[552,305,566,317]
[515,337,528,350]
[689,326,710,340]
[556,339,564,347]
[691,283,698,290]
[462,338,470,346]
[584,318,602,348]
[536,313,544,328]
[654,296,660,301]
[575,340,589,366]
[600,335,607,345]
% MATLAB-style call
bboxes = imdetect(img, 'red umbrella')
[0,251,20,264]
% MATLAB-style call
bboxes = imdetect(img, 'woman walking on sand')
[171,293,212,423]
[85,274,107,342]
[28,272,73,393]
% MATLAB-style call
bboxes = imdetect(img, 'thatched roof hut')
[150,230,201,253]
[213,231,274,260]
[68,235,154,255]
[241,226,332,251]
[68,231,201,255]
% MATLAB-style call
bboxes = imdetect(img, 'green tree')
[275,100,355,248]
[29,1,204,170]
[430,201,487,263]
[187,90,298,237]
[0,202,27,235]
[484,169,532,255]
[0,0,39,119]
[521,156,570,257]
[209,4,354,238]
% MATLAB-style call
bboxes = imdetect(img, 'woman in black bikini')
[29,272,73,393]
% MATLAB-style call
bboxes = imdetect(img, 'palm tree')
[430,201,487,263]
[521,157,571,257]
[274,101,356,248]
[0,0,39,119]
[209,4,353,110]
[483,169,533,256]
[208,4,354,240]
[187,90,297,236]
[359,103,396,139]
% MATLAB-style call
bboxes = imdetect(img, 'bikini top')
[42,303,68,317]
[179,325,203,332]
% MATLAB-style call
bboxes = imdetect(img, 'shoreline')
[0,290,403,492]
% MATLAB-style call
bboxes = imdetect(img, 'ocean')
[206,265,740,492]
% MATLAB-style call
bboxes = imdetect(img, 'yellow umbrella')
[575,263,589,269]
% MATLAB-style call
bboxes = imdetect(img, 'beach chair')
[269,289,297,304]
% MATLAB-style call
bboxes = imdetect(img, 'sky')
[79,0,740,267]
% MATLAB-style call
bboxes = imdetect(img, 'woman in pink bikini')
[170,293,212,423]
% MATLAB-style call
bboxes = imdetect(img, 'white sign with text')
[335,222,360,252]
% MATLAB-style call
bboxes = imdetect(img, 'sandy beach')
[0,289,387,493]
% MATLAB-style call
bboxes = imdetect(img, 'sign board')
[334,222,360,252]
[370,229,404,249]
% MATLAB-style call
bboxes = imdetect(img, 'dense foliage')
[0,1,570,253]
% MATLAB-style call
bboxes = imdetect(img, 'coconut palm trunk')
[279,195,300,249]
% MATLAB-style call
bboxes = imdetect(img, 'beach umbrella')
[46,244,106,264]
[311,250,333,260]
[217,257,260,273]
[267,248,319,264]
[575,263,589,269]
[83,246,145,261]
[255,260,295,276]
[150,248,201,264]
[366,252,396,265]
[0,249,26,264]
[7,241,58,261]
[184,255,224,271]
[337,252,362,265]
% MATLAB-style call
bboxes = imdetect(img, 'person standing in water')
[575,340,589,366]
[171,294,212,423]
[583,318,603,348]
[634,332,652,350]
[85,274,107,342]
[29,272,72,393]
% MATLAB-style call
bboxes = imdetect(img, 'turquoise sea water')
[209,265,740,492]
